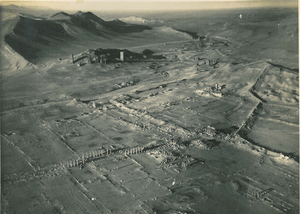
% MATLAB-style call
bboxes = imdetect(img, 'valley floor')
[1,38,299,213]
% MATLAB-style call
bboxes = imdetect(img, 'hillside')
[1,10,197,70]
[1,10,151,69]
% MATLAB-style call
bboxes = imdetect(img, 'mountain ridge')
[1,10,154,69]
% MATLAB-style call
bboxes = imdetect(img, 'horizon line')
[0,1,298,11]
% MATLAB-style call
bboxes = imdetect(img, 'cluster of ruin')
[197,58,219,69]
[195,83,226,98]
[69,48,150,67]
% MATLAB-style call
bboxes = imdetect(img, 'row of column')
[124,147,144,156]
[63,146,146,168]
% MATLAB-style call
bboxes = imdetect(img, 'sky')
[1,0,298,11]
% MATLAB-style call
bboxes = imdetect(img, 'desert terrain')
[0,4,299,214]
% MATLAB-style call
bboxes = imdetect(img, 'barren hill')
[1,10,195,70]
[49,11,71,20]
[1,10,152,69]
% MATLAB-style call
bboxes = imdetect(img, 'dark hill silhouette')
[1,10,197,70]
[4,15,72,61]
[73,11,105,24]
[50,12,71,20]
[48,11,151,35]
[72,11,106,26]
[107,19,128,26]
[13,16,71,42]
[70,11,151,34]
[2,11,152,64]
[68,11,108,36]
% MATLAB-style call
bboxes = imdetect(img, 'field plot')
[246,117,299,155]
[1,5,298,214]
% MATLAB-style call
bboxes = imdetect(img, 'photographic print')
[0,0,298,213]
